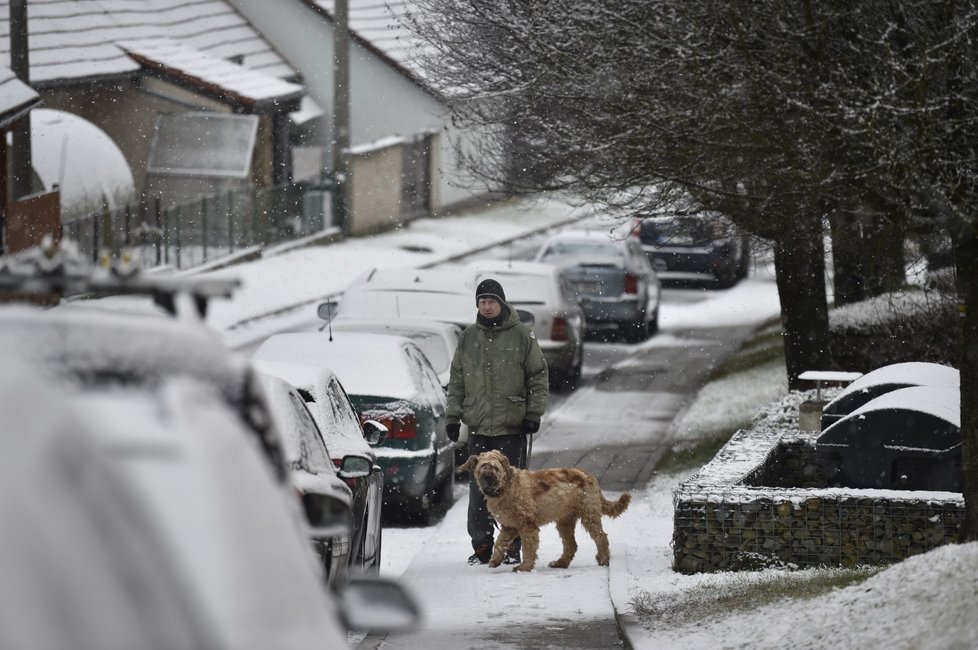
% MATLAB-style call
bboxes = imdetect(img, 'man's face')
[478,297,501,319]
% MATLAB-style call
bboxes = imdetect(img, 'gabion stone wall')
[672,391,963,574]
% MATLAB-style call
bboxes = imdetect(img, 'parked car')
[0,244,420,644]
[464,259,586,389]
[257,371,384,588]
[319,267,475,329]
[633,212,750,287]
[534,229,660,343]
[253,332,455,524]
[253,361,386,576]
[327,317,461,390]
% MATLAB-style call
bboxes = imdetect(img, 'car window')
[405,345,442,399]
[326,376,366,439]
[541,239,621,260]
[398,331,450,375]
[287,390,332,472]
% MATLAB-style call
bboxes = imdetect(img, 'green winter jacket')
[446,303,549,437]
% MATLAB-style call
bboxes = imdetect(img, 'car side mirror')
[516,309,535,326]
[317,300,339,323]
[361,419,388,446]
[337,454,373,480]
[337,577,421,633]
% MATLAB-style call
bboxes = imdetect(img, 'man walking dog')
[446,278,550,565]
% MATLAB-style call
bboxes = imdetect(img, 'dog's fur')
[460,450,630,572]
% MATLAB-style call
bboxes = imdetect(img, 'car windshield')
[642,218,715,245]
[476,274,551,305]
[540,239,621,260]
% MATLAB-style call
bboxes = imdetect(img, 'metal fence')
[61,181,334,270]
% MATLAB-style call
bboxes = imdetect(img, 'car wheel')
[621,317,649,344]
[647,306,659,336]
[716,262,738,288]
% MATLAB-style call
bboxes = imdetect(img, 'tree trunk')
[956,236,978,541]
[828,212,867,306]
[773,224,833,390]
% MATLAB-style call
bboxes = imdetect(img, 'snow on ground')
[366,250,974,650]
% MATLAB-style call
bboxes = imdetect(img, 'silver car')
[465,260,586,389]
[534,229,660,343]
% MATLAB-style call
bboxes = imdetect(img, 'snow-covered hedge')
[829,288,957,371]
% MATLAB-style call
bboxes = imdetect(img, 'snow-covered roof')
[307,0,433,89]
[0,0,296,85]
[117,38,303,108]
[835,361,959,397]
[0,65,39,129]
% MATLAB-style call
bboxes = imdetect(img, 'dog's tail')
[601,492,631,518]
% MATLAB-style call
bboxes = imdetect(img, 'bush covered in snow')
[828,287,958,372]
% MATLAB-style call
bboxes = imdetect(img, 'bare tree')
[407,0,978,535]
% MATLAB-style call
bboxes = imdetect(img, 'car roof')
[0,304,247,399]
[253,332,427,401]
[350,267,470,295]
[464,259,561,279]
[0,365,348,649]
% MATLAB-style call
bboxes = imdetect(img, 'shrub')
[828,287,958,372]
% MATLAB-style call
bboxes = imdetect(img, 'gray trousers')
[467,433,528,552]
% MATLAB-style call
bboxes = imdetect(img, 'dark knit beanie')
[475,278,506,305]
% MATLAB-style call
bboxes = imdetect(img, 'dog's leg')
[581,512,611,566]
[489,526,518,568]
[513,526,539,572]
[549,516,578,568]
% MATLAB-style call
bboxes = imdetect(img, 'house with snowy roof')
[227,0,494,234]
[0,0,305,219]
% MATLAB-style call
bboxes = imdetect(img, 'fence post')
[92,213,99,263]
[251,186,259,246]
[163,206,170,266]
[124,205,131,247]
[154,196,162,266]
[227,190,234,254]
[175,205,182,269]
[201,196,208,264]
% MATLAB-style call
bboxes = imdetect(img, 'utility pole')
[331,0,350,233]
[9,0,33,201]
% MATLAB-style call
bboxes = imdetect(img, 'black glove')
[446,422,461,442]
[521,419,540,435]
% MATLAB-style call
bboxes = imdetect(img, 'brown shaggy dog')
[459,450,631,572]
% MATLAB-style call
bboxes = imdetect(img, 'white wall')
[227,0,483,211]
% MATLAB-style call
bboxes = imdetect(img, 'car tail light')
[623,274,639,295]
[363,413,417,440]
[551,317,570,341]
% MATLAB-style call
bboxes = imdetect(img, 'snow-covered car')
[324,316,475,462]
[252,361,386,575]
[326,317,462,390]
[0,356,418,649]
[534,229,660,342]
[257,371,383,588]
[465,259,586,390]
[0,304,290,481]
[253,332,455,524]
[319,267,475,329]
[634,213,750,287]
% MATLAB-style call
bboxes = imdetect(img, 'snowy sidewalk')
[364,488,628,650]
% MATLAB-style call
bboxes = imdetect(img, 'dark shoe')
[502,546,521,565]
[468,543,492,565]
